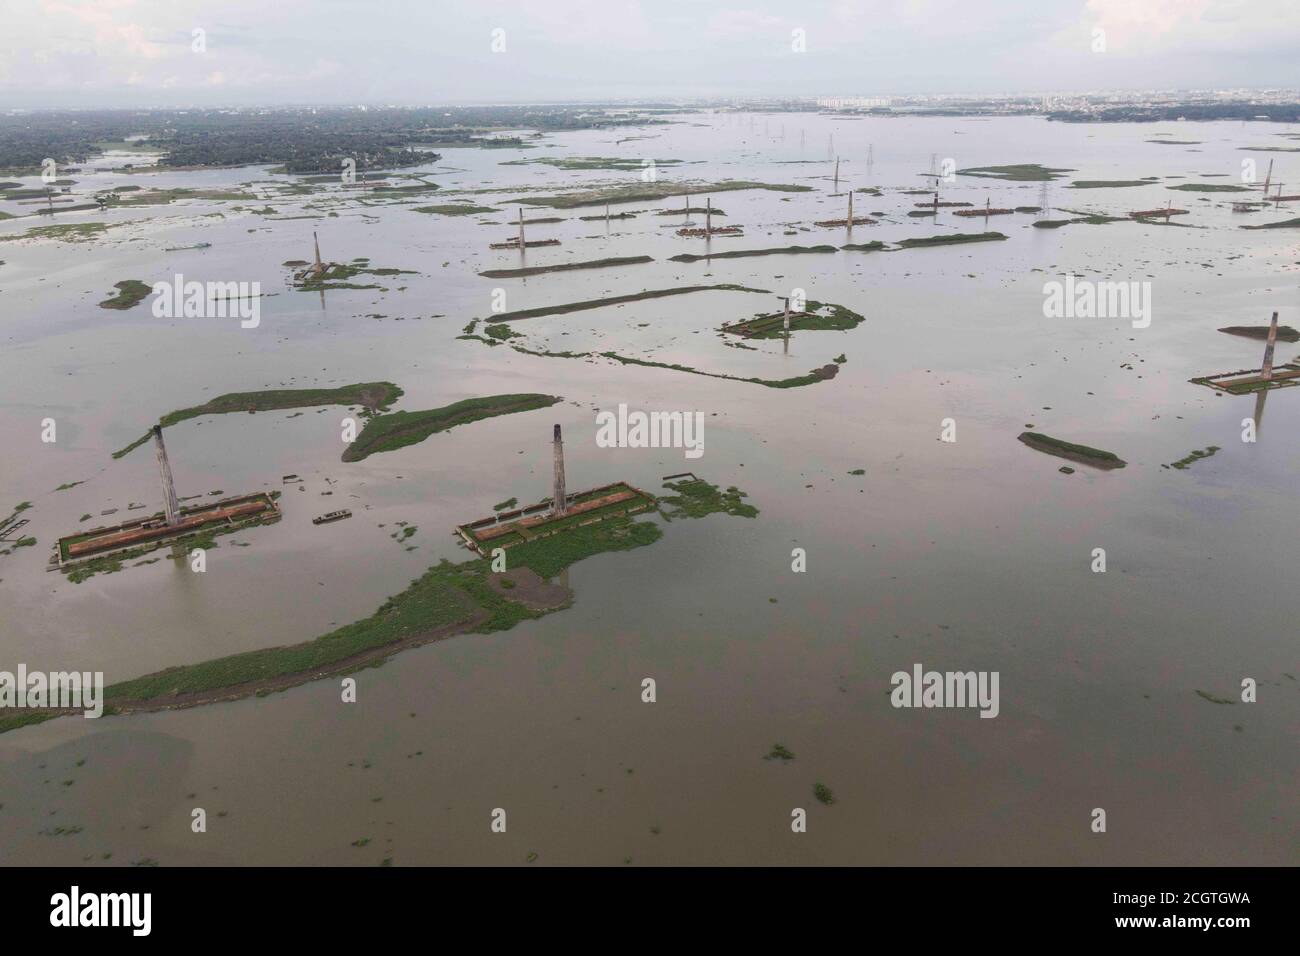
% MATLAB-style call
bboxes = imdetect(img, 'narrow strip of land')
[486,284,769,322]
[112,382,403,458]
[478,255,652,278]
[342,393,562,461]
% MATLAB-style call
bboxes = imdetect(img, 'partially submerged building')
[52,425,280,569]
[454,424,655,556]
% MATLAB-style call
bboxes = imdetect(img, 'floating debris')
[313,510,352,525]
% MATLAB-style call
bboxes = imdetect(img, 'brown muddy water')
[1,114,1297,865]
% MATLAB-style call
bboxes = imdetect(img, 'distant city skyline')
[3,0,1299,109]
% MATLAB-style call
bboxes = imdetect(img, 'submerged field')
[1,111,1297,867]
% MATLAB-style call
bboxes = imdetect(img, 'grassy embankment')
[1168,183,1252,193]
[342,394,562,462]
[487,284,769,322]
[1218,325,1300,342]
[1017,432,1127,469]
[112,383,403,459]
[478,255,653,279]
[668,245,837,262]
[1241,218,1300,230]
[599,352,840,388]
[1068,179,1160,189]
[411,204,497,215]
[500,157,687,171]
[956,164,1073,181]
[895,232,1007,248]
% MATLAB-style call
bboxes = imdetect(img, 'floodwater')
[0,113,1297,865]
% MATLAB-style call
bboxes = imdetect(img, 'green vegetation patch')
[659,478,758,520]
[654,206,725,216]
[1165,446,1220,470]
[343,393,561,462]
[506,514,663,582]
[294,261,418,292]
[104,565,482,702]
[1240,217,1300,230]
[98,279,152,310]
[723,300,864,338]
[500,156,686,171]
[478,255,652,278]
[1167,183,1252,193]
[956,164,1072,182]
[484,323,521,341]
[0,222,108,243]
[1017,432,1127,469]
[488,283,768,322]
[1218,325,1300,342]
[111,187,253,206]
[600,352,839,389]
[113,382,402,458]
[895,232,1007,248]
[411,203,497,215]
[668,245,837,263]
[1068,179,1159,189]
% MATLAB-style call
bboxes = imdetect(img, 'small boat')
[313,509,352,525]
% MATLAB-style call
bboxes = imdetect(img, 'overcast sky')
[3,0,1297,109]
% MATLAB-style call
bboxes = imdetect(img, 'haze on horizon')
[2,0,1298,110]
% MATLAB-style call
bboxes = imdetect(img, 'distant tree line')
[0,105,675,172]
